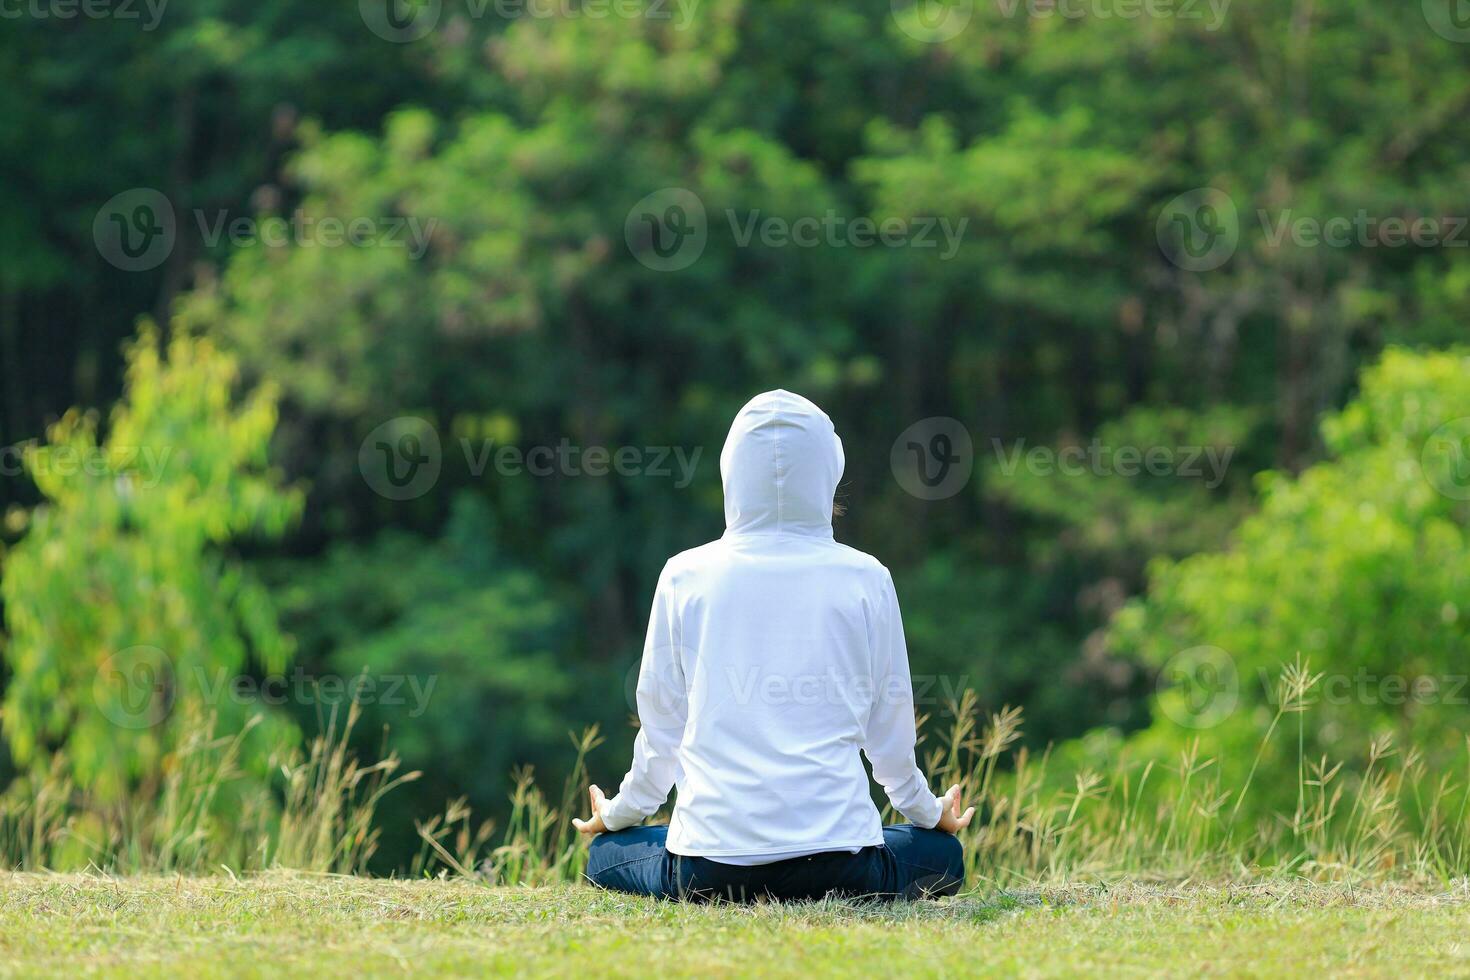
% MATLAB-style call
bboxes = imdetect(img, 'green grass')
[2,873,1466,978]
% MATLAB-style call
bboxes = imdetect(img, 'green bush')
[1107,348,1470,818]
[1,327,302,802]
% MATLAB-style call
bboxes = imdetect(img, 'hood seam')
[775,398,785,533]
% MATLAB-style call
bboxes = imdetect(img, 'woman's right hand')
[934,784,975,834]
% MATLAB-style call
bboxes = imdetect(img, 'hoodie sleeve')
[600,565,687,832]
[861,569,944,830]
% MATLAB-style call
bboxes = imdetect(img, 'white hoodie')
[599,390,944,862]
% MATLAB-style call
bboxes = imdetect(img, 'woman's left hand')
[572,784,609,837]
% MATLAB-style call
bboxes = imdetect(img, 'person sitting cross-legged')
[573,390,973,902]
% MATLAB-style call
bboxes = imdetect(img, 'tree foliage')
[1,328,302,799]
[1109,348,1470,812]
[3,0,1470,863]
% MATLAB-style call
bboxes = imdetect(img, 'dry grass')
[0,703,418,875]
[4,659,1469,888]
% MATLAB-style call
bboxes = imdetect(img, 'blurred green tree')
[6,0,1470,865]
[1108,348,1470,815]
[165,0,1470,801]
[1,327,302,799]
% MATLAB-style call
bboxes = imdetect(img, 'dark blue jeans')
[585,824,965,902]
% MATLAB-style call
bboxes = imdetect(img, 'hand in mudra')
[934,784,975,834]
[573,782,973,837]
[572,784,609,837]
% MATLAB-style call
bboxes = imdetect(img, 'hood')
[720,390,845,537]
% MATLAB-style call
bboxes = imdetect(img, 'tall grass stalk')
[5,659,1469,886]
[0,702,416,874]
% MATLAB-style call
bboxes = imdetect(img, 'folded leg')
[584,825,677,898]
[879,824,965,899]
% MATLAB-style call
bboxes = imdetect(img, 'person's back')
[657,521,921,861]
[577,390,973,901]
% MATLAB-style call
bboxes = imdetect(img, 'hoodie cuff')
[599,794,640,832]
[906,791,945,830]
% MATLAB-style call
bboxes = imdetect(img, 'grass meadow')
[2,874,1465,977]
[2,662,1468,977]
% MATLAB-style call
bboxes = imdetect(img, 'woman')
[574,390,973,901]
